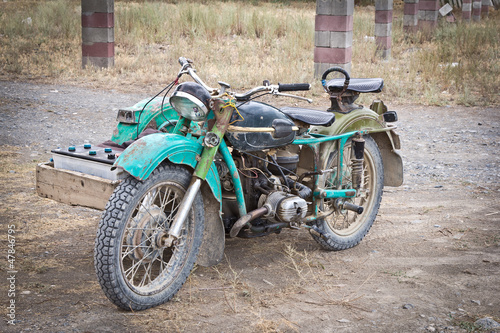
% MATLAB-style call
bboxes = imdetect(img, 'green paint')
[114,133,221,203]
[312,189,357,199]
[218,139,247,217]
[194,100,234,180]
[111,97,179,145]
[310,107,388,137]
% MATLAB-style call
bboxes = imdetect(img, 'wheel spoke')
[121,226,157,259]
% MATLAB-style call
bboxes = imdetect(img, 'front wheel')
[94,163,204,310]
[311,135,383,251]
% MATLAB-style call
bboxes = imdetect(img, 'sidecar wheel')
[311,136,383,251]
[94,163,204,310]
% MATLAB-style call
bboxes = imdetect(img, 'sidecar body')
[36,97,181,210]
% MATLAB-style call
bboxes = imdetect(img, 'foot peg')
[342,202,364,214]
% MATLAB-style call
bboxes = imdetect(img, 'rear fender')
[310,107,403,187]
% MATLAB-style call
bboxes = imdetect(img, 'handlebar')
[176,57,311,102]
[177,57,216,93]
[278,83,311,92]
[178,57,191,67]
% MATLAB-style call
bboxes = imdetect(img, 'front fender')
[311,107,403,187]
[114,133,222,202]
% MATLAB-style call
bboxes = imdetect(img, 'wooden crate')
[36,162,121,210]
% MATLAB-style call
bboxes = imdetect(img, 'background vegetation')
[0,0,498,105]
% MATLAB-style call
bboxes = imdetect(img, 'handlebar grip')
[178,57,190,67]
[278,83,311,92]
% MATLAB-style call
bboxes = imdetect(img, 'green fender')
[310,106,403,187]
[311,107,385,136]
[113,133,222,203]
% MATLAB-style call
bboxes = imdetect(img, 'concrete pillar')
[481,0,492,17]
[418,0,439,30]
[82,0,114,68]
[462,0,472,21]
[481,0,490,17]
[314,0,354,77]
[472,0,482,21]
[375,0,393,59]
[403,0,419,33]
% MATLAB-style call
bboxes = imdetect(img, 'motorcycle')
[93,57,403,310]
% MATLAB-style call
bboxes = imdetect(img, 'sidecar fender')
[114,133,222,202]
[311,108,403,187]
[111,98,180,145]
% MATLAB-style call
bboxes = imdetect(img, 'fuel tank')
[226,101,295,152]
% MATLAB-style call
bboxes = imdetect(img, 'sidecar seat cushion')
[280,107,335,127]
[327,78,384,93]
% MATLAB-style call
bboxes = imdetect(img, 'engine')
[217,147,312,234]
[260,191,307,224]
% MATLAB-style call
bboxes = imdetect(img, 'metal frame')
[218,129,366,223]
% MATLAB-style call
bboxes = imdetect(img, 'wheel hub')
[127,206,168,262]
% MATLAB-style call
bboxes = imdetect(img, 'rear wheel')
[311,135,383,251]
[94,163,204,310]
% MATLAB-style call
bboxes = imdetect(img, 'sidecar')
[36,97,183,210]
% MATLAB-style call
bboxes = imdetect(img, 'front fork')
[164,98,234,247]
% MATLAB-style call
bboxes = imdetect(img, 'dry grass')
[0,0,499,105]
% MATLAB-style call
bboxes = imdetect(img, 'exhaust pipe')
[229,206,269,238]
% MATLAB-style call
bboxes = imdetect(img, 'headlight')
[169,82,211,121]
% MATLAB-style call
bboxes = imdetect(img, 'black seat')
[280,107,335,127]
[326,78,384,93]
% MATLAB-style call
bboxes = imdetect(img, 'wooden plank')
[36,162,121,210]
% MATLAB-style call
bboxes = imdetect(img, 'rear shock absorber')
[351,135,365,191]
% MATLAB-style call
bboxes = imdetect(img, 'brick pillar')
[82,0,114,68]
[472,0,482,21]
[375,0,393,59]
[403,0,419,33]
[314,0,354,77]
[418,0,439,30]
[462,0,472,21]
[481,0,490,17]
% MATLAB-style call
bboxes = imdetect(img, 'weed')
[25,282,50,293]
[450,313,483,332]
[382,269,418,283]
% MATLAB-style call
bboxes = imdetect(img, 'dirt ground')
[1,81,499,332]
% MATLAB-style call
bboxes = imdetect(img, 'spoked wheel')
[94,163,204,310]
[311,135,383,251]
